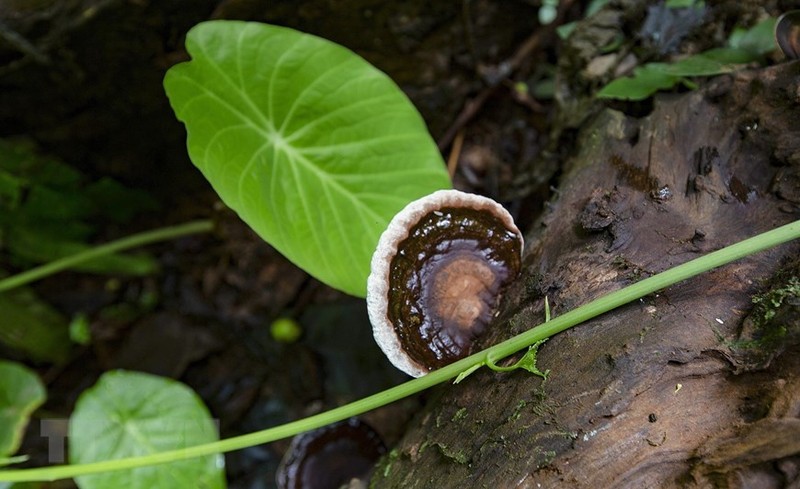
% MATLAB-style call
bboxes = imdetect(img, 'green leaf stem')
[1,219,797,483]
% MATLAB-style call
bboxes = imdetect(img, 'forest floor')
[0,1,794,488]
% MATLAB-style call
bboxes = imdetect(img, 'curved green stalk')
[0,220,214,293]
[1,219,798,482]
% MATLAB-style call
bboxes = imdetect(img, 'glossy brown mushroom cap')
[776,11,800,59]
[367,190,523,377]
[276,418,386,489]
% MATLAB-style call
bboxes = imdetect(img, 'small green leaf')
[659,45,770,78]
[598,49,755,101]
[0,287,71,363]
[486,339,550,380]
[513,340,551,379]
[597,63,683,101]
[728,18,778,56]
[0,361,46,458]
[598,16,777,101]
[68,313,91,345]
[665,0,704,8]
[556,22,578,40]
[69,371,225,489]
[85,178,159,223]
[456,300,553,383]
[164,21,451,297]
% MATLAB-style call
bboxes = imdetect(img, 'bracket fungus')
[367,189,523,377]
[276,418,386,489]
[776,11,800,60]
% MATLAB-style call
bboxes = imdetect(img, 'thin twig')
[447,129,466,178]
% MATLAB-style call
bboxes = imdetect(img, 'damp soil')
[1,1,799,488]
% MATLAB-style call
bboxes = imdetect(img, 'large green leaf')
[164,21,450,297]
[0,361,46,458]
[69,371,225,489]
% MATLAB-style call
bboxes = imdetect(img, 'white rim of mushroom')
[367,189,523,377]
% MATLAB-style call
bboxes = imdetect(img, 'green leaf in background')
[0,140,81,190]
[597,63,685,101]
[68,313,91,346]
[728,18,779,56]
[69,371,225,489]
[5,226,158,276]
[0,286,70,363]
[660,49,751,77]
[0,139,160,275]
[164,21,451,297]
[665,0,705,8]
[0,361,46,458]
[84,178,158,223]
[598,17,777,101]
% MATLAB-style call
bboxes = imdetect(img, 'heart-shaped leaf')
[0,361,46,458]
[69,371,225,489]
[164,21,451,297]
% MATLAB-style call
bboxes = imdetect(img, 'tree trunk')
[371,63,800,488]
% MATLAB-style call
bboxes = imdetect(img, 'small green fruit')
[270,317,302,343]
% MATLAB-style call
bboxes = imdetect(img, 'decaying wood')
[372,63,800,488]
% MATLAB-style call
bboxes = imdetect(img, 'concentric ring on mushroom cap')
[367,189,523,377]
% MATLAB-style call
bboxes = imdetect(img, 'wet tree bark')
[371,63,800,488]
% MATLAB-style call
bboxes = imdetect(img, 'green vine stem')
[0,220,214,294]
[1,219,798,482]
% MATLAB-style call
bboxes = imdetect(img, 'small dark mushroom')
[367,190,523,377]
[776,11,800,60]
[276,418,386,489]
